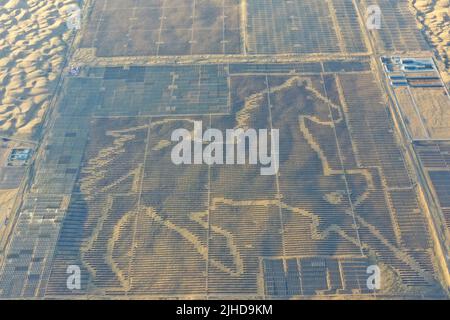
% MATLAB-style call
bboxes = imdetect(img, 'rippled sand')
[412,0,450,83]
[0,0,79,139]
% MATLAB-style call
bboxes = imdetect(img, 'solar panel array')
[0,0,447,299]
[361,0,429,52]
[94,65,230,116]
[3,63,445,298]
[246,0,368,54]
[415,141,450,232]
[81,0,241,56]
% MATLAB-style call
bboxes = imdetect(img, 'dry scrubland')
[411,0,450,83]
[0,0,78,139]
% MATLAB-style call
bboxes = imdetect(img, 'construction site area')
[0,0,449,299]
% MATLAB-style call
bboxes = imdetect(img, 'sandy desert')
[412,0,450,83]
[0,0,79,140]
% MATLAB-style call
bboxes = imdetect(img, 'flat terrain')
[0,63,445,298]
[80,0,241,56]
[386,59,450,141]
[246,0,368,54]
[0,0,449,299]
[414,141,450,250]
[361,0,429,52]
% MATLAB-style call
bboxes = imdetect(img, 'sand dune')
[411,0,450,83]
[0,0,80,139]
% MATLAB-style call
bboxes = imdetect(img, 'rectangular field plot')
[360,0,429,52]
[0,194,69,298]
[81,0,241,56]
[246,0,368,54]
[406,87,450,140]
[382,57,450,140]
[229,59,371,75]
[414,141,450,233]
[263,257,371,296]
[0,167,25,189]
[428,171,450,208]
[91,65,230,116]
